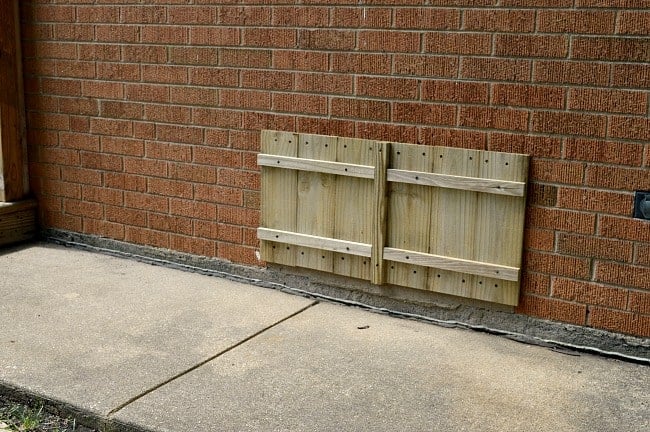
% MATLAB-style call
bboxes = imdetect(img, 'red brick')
[156,124,203,145]
[527,207,596,234]
[298,30,355,51]
[63,198,103,219]
[83,219,125,241]
[220,6,271,26]
[394,55,458,78]
[532,111,607,137]
[521,272,551,296]
[122,6,167,24]
[628,291,650,315]
[126,227,170,250]
[41,180,81,199]
[356,122,418,144]
[599,215,650,242]
[611,64,650,88]
[296,118,355,138]
[167,6,214,24]
[170,235,216,257]
[124,191,169,213]
[105,205,147,228]
[493,84,565,109]
[145,141,192,162]
[595,261,650,290]
[527,184,558,207]
[241,70,293,91]
[558,188,634,216]
[496,34,568,58]
[575,0,650,7]
[394,8,460,30]
[141,26,188,44]
[392,102,456,126]
[41,78,81,97]
[420,128,487,149]
[585,165,650,191]
[617,11,650,36]
[193,221,242,243]
[461,58,531,82]
[149,213,192,236]
[330,7,391,28]
[564,139,643,166]
[169,47,218,66]
[588,307,649,337]
[218,205,259,228]
[272,93,328,115]
[58,97,98,116]
[295,73,353,95]
[141,65,188,85]
[40,211,82,232]
[534,61,610,86]
[218,243,259,266]
[99,137,143,157]
[144,104,191,124]
[124,157,166,178]
[635,244,650,267]
[332,98,390,121]
[90,118,132,137]
[97,63,140,81]
[524,227,555,252]
[122,45,168,64]
[170,198,217,221]
[242,28,294,48]
[423,80,488,104]
[569,88,647,115]
[274,50,329,72]
[79,45,120,61]
[516,295,587,326]
[32,5,75,22]
[572,37,650,63]
[538,10,615,34]
[192,108,242,129]
[194,184,243,206]
[105,173,146,193]
[32,41,76,60]
[219,49,272,68]
[358,76,419,100]
[489,133,561,158]
[30,163,61,181]
[55,60,96,79]
[77,6,119,23]
[96,25,139,43]
[80,151,123,172]
[170,86,218,106]
[530,159,584,185]
[101,101,143,120]
[39,148,79,167]
[168,163,216,184]
[82,185,124,206]
[189,67,239,87]
[552,278,629,309]
[424,32,491,55]
[243,190,260,209]
[359,31,420,53]
[609,117,650,141]
[194,147,242,168]
[82,81,123,99]
[59,132,100,151]
[134,122,156,140]
[147,178,193,199]
[459,106,529,132]
[463,9,534,32]
[557,232,633,262]
[53,24,94,42]
[525,251,591,279]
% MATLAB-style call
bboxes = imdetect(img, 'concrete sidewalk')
[0,243,648,432]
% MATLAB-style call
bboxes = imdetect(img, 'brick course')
[21,1,650,337]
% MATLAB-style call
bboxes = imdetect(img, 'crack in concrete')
[106,301,319,417]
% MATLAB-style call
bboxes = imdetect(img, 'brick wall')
[20,1,649,337]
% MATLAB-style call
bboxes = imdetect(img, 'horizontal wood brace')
[257,154,374,179]
[383,247,520,281]
[258,228,372,257]
[387,169,525,197]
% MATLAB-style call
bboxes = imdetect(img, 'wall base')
[41,228,649,363]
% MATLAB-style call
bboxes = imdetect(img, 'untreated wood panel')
[258,131,529,306]
[0,200,37,246]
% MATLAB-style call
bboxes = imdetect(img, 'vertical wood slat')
[0,0,26,202]
[295,134,337,272]
[371,142,389,285]
[386,143,435,290]
[333,137,374,280]
[260,130,298,266]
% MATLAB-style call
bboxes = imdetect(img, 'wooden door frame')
[0,0,27,202]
